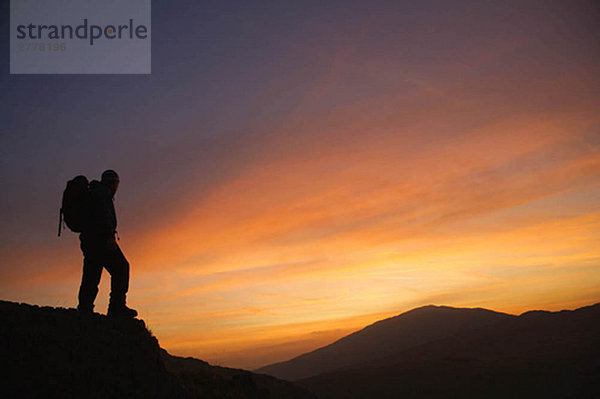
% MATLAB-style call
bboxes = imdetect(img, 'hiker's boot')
[107,304,138,318]
[77,303,94,315]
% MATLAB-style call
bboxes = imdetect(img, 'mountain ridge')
[4,299,598,398]
[257,302,600,399]
[256,303,515,380]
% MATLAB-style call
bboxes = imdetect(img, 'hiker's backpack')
[58,175,91,236]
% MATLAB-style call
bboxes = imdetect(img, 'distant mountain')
[259,303,600,399]
[257,305,514,380]
[0,300,315,399]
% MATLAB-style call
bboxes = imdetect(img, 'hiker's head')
[101,170,120,195]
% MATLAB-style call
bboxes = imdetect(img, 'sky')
[1,0,599,370]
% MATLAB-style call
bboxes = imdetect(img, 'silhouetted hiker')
[77,170,137,318]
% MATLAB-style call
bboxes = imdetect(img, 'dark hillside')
[0,300,315,399]
[162,350,317,399]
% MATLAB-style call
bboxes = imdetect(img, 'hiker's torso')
[82,180,117,236]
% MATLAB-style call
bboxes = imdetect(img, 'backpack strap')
[58,208,63,237]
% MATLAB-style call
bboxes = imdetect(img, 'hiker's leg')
[104,243,130,309]
[78,235,103,311]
